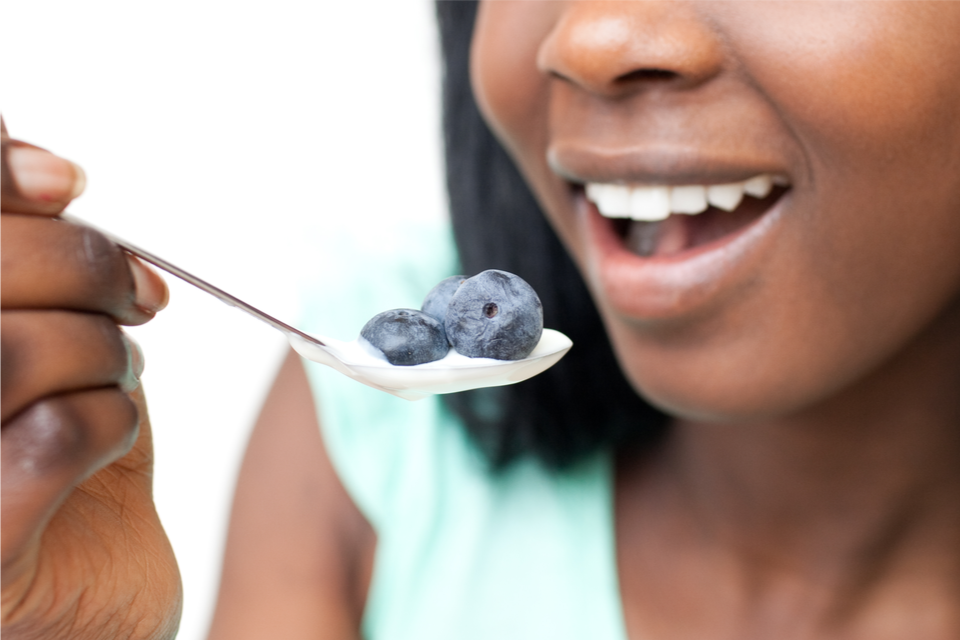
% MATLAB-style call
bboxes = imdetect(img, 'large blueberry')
[444,270,543,360]
[360,309,450,366]
[421,275,467,322]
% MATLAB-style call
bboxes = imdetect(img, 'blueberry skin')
[421,275,467,322]
[444,270,543,360]
[360,309,450,366]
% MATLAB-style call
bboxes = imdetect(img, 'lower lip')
[578,193,788,321]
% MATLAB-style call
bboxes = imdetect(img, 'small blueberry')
[360,309,450,366]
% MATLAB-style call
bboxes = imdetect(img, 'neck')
[644,303,960,632]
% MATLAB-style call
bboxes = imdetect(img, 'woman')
[3,2,959,638]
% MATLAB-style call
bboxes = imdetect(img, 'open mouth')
[582,175,790,258]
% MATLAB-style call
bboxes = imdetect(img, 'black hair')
[436,1,669,470]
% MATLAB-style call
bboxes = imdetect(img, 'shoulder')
[207,349,374,640]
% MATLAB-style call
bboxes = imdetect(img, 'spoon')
[62,215,573,401]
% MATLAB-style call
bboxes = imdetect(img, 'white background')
[1,1,446,637]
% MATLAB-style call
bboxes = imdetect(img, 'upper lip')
[547,142,789,186]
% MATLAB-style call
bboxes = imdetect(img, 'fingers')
[1,123,86,216]
[1,387,140,571]
[0,311,143,423]
[0,119,169,323]
[1,215,168,325]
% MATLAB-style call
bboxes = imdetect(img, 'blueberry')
[444,270,543,360]
[360,309,450,366]
[421,275,467,322]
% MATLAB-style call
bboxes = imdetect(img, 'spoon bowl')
[65,215,573,401]
[288,329,572,401]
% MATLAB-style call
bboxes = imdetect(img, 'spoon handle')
[60,214,325,347]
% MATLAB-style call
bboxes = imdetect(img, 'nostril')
[616,68,678,84]
[546,67,679,95]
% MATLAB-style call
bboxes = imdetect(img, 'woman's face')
[472,1,960,422]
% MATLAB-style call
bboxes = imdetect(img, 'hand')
[1,119,182,639]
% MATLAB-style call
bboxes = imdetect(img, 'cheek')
[470,2,553,152]
[471,2,585,256]
[752,3,960,360]
[726,3,960,173]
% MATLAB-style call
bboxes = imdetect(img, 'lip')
[575,186,789,322]
[548,143,789,186]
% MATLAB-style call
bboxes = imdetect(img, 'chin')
[602,318,844,425]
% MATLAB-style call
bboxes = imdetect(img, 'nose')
[536,1,724,98]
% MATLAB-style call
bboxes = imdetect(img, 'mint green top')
[298,220,627,639]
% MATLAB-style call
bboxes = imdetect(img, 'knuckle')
[94,317,138,389]
[73,314,134,388]
[69,225,134,306]
[1,217,141,322]
[92,389,141,458]
[0,312,131,403]
[3,396,93,477]
[89,312,127,355]
[74,224,124,277]
[3,390,139,477]
[66,313,132,381]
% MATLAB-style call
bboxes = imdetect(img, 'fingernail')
[7,145,86,203]
[120,332,145,392]
[128,256,170,313]
[69,161,87,200]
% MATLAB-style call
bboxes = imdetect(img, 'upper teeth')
[585,174,780,221]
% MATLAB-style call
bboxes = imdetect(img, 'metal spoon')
[62,215,573,401]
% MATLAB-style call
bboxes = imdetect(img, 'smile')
[584,174,790,258]
[571,168,793,321]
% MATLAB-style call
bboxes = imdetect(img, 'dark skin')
[0,121,180,638]
[473,1,960,637]
[206,350,374,640]
[3,2,960,638]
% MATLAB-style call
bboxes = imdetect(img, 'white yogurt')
[288,329,573,401]
[353,334,505,369]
